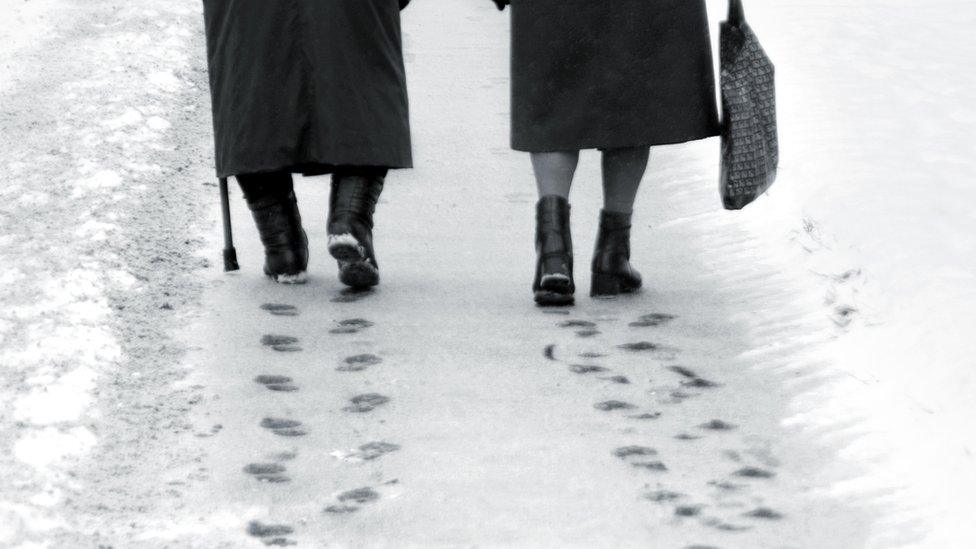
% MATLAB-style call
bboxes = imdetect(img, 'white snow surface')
[745,2,976,544]
[1,1,212,545]
[0,0,973,547]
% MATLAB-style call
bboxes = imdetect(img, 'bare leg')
[531,151,580,199]
[600,146,650,213]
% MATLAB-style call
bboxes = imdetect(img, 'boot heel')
[591,272,622,297]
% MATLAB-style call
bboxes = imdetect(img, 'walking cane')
[219,177,240,271]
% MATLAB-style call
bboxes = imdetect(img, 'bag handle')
[728,0,746,26]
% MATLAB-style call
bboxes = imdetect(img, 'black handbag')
[719,0,779,210]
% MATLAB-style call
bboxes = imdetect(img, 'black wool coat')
[511,0,721,152]
[203,0,412,177]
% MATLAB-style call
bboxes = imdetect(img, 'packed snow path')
[2,0,975,547]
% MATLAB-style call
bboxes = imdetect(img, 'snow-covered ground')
[747,2,976,544]
[1,0,974,547]
[0,0,215,544]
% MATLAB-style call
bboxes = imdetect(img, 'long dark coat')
[203,0,412,178]
[511,0,721,152]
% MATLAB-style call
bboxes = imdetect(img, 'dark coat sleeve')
[400,0,410,9]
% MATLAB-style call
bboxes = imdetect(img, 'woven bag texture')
[719,0,778,210]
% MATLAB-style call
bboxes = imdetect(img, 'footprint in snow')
[602,375,631,384]
[260,303,298,317]
[242,463,290,483]
[246,521,294,544]
[559,320,597,329]
[618,341,680,361]
[330,318,374,334]
[254,375,291,385]
[613,446,658,459]
[709,480,746,492]
[743,507,784,520]
[260,417,307,437]
[338,487,380,504]
[629,313,676,327]
[343,393,390,413]
[662,389,697,405]
[644,490,685,503]
[334,442,401,462]
[831,304,858,328]
[569,364,608,375]
[699,419,737,431]
[254,375,299,392]
[594,400,637,412]
[261,334,301,352]
[357,441,400,461]
[324,487,381,514]
[701,517,752,532]
[669,366,698,378]
[544,344,556,360]
[733,466,776,479]
[269,451,298,462]
[330,288,374,303]
[337,354,383,372]
[632,461,668,472]
[683,377,721,389]
[667,365,722,389]
[342,318,374,328]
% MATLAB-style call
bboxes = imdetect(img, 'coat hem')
[511,125,721,154]
[215,159,413,179]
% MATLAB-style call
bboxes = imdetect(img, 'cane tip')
[223,248,240,272]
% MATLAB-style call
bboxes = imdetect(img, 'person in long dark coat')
[492,0,721,305]
[203,0,413,286]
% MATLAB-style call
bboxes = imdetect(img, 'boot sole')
[534,290,575,306]
[590,272,642,297]
[328,233,363,262]
[338,260,379,288]
[269,271,308,285]
[535,274,575,306]
[329,234,379,288]
[263,266,308,285]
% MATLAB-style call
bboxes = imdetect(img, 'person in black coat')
[492,0,721,305]
[203,0,413,286]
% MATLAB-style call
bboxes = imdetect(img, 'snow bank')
[741,2,976,544]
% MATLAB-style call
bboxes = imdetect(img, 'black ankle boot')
[328,173,384,288]
[533,196,575,306]
[591,209,642,296]
[244,190,309,284]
